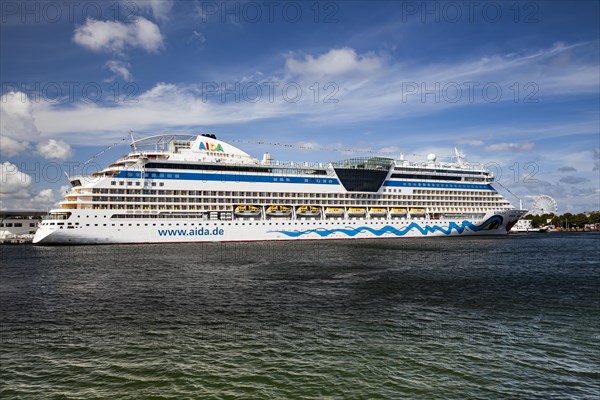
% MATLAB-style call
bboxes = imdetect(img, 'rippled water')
[1,233,599,399]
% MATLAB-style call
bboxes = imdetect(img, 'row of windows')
[390,174,463,181]
[0,222,37,227]
[90,195,506,205]
[92,188,499,198]
[46,219,444,229]
[393,167,487,176]
[111,181,164,187]
[87,204,508,212]
[143,162,328,175]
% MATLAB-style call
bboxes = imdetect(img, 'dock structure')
[0,211,46,244]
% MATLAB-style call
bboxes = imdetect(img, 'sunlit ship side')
[33,134,526,245]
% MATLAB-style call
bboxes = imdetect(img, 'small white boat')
[390,208,407,217]
[409,208,426,217]
[369,208,387,217]
[347,207,366,217]
[296,206,320,217]
[324,207,344,217]
[234,205,261,217]
[266,205,292,217]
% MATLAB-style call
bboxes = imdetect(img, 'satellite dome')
[427,153,437,162]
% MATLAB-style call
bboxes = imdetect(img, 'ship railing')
[41,213,71,220]
[260,160,326,169]
[395,160,488,172]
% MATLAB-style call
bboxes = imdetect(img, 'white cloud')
[128,0,174,21]
[559,176,590,185]
[0,91,40,139]
[0,136,29,157]
[35,188,55,203]
[73,17,164,53]
[485,142,535,153]
[0,162,65,210]
[35,139,74,161]
[0,162,32,196]
[105,60,132,80]
[285,48,384,77]
[0,92,76,159]
[191,30,206,45]
[138,82,181,99]
[295,141,322,150]
[557,166,577,172]
[458,139,484,147]
[0,91,40,157]
[378,146,404,156]
[28,42,600,152]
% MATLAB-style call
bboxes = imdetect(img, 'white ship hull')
[33,134,527,245]
[33,209,524,245]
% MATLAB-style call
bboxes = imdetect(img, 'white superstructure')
[33,134,526,244]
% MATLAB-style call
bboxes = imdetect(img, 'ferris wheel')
[528,195,558,216]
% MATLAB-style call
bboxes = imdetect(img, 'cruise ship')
[33,134,526,244]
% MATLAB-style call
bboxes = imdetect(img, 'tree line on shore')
[524,212,600,228]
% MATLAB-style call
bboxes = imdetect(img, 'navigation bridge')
[332,157,394,192]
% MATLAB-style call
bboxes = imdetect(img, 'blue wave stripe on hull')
[269,216,503,238]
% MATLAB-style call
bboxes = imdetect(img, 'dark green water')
[1,233,599,399]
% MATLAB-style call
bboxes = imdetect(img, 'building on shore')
[0,211,46,241]
[510,218,547,233]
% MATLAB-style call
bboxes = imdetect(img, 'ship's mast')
[454,147,465,166]
[129,131,137,152]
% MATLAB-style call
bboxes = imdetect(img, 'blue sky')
[1,0,599,213]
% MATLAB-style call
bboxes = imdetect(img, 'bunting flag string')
[83,138,128,165]
[117,131,414,157]
[228,139,413,157]
[81,134,421,164]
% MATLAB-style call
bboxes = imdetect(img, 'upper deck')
[80,134,494,188]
